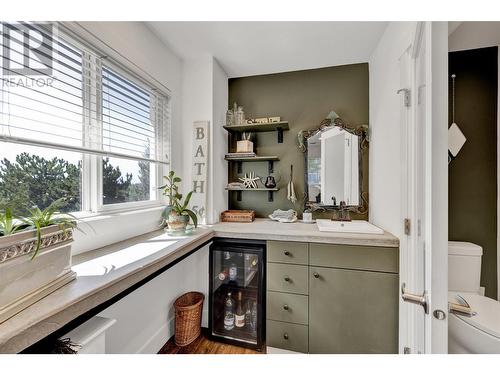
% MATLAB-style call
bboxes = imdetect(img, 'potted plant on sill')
[159,171,198,233]
[0,198,78,323]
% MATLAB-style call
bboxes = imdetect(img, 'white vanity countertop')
[211,219,399,248]
[0,219,398,353]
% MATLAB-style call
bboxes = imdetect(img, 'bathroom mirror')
[299,114,369,213]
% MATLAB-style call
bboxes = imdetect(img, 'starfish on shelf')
[238,172,260,189]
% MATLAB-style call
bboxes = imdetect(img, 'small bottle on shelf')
[235,291,245,328]
[224,251,231,260]
[244,300,252,327]
[250,301,258,334]
[224,292,235,331]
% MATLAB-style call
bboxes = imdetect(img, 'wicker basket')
[174,291,205,347]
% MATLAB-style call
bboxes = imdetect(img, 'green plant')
[21,198,78,260]
[158,171,198,228]
[0,207,25,237]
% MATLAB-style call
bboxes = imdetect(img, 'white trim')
[97,200,164,214]
[399,44,414,353]
[425,21,449,353]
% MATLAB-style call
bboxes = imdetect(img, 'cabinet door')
[309,267,398,354]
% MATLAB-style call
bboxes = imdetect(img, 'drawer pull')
[283,304,289,311]
[283,333,289,340]
[283,250,291,256]
[284,276,291,282]
[313,272,320,279]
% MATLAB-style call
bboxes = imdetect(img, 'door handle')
[401,282,428,314]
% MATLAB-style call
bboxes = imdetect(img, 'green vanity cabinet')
[266,240,399,354]
[308,266,399,353]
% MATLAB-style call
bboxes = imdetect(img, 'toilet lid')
[449,292,500,339]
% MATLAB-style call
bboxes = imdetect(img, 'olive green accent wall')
[448,47,498,299]
[228,64,369,219]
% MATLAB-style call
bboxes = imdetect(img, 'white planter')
[0,225,76,323]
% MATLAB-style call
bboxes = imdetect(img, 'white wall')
[99,245,209,353]
[181,56,228,224]
[212,58,229,222]
[449,22,500,52]
[369,22,417,238]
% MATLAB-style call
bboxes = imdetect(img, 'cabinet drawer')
[309,243,398,273]
[267,263,308,295]
[267,320,308,353]
[266,291,309,325]
[267,241,308,265]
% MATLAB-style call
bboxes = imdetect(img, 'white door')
[400,21,449,354]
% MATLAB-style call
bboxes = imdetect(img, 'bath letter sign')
[191,121,209,224]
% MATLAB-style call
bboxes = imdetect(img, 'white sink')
[316,219,384,234]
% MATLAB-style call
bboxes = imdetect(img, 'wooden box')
[220,210,256,223]
[236,140,253,153]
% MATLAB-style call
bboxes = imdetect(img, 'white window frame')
[91,59,169,213]
[0,23,171,216]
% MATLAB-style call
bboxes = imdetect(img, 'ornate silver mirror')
[298,111,369,214]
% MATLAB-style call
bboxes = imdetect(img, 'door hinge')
[404,218,411,235]
[403,347,411,354]
[397,88,411,107]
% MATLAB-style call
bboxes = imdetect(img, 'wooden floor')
[158,328,264,354]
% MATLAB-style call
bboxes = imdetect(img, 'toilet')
[448,241,500,353]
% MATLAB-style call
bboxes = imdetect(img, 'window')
[0,22,170,214]
[101,66,156,205]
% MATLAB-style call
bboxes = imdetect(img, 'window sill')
[71,205,166,256]
[72,204,164,221]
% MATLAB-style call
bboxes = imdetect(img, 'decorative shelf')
[224,155,279,162]
[223,121,289,143]
[225,187,279,191]
[225,187,279,202]
[225,155,279,174]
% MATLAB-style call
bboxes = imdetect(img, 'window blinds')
[0,22,170,165]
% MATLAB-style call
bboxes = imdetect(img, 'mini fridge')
[209,238,265,350]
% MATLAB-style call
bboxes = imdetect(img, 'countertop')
[0,219,398,353]
[210,219,399,247]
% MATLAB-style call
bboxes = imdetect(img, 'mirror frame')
[298,116,369,214]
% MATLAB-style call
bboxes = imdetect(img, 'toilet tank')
[448,241,483,293]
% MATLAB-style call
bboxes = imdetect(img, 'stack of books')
[225,152,256,158]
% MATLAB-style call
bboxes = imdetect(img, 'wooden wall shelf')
[225,187,279,191]
[223,121,289,143]
[225,187,279,203]
[225,155,279,174]
[224,155,279,162]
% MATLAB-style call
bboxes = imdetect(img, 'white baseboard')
[136,317,175,354]
[266,346,303,354]
[137,308,208,354]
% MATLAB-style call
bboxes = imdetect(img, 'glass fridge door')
[210,244,262,345]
